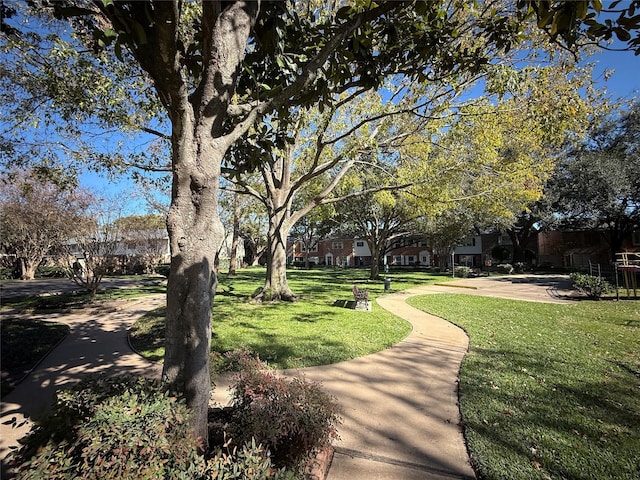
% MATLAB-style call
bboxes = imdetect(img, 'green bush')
[570,272,614,299]
[226,350,341,470]
[155,264,171,278]
[491,245,511,263]
[35,265,67,278]
[12,375,208,479]
[208,438,294,480]
[496,263,514,274]
[0,266,15,280]
[454,266,472,278]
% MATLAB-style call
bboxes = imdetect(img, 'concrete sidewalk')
[1,275,574,479]
[292,275,575,480]
[0,295,164,465]
[298,288,475,480]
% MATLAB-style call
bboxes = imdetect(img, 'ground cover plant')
[9,375,295,480]
[407,294,640,480]
[130,267,442,368]
[0,317,69,395]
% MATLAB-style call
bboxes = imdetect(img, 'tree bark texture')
[261,208,296,301]
[110,1,259,445]
[228,194,240,275]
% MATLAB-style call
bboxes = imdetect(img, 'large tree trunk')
[18,257,37,280]
[163,141,225,446]
[258,211,296,302]
[143,1,258,447]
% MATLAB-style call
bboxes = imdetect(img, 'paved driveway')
[430,274,576,303]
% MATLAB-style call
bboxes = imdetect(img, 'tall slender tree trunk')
[369,243,382,280]
[229,194,240,275]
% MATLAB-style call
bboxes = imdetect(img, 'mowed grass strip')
[407,294,640,480]
[130,267,444,368]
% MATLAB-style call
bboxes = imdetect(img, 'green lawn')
[1,317,69,396]
[130,267,444,368]
[407,294,640,480]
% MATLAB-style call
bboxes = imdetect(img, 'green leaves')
[522,0,640,53]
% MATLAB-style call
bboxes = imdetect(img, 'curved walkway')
[0,295,164,466]
[298,289,475,480]
[1,275,575,479]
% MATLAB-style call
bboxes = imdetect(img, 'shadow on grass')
[0,318,70,396]
[461,346,640,480]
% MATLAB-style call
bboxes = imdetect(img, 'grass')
[407,294,640,480]
[0,282,166,311]
[130,267,445,368]
[0,277,165,395]
[1,317,69,396]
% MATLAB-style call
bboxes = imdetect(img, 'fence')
[589,254,639,299]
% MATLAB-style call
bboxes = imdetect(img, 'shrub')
[208,438,294,480]
[513,262,526,273]
[226,350,341,470]
[0,266,14,280]
[454,266,472,278]
[570,273,614,299]
[11,375,209,479]
[155,264,171,278]
[496,263,514,274]
[491,245,511,263]
[35,265,67,278]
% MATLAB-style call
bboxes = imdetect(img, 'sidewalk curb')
[433,283,478,290]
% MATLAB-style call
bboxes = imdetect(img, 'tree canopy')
[548,103,640,259]
[0,169,92,280]
[2,0,638,445]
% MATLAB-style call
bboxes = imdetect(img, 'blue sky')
[81,47,639,216]
[587,48,639,99]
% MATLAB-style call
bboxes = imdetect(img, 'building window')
[407,256,415,263]
[304,244,318,253]
[356,241,365,247]
[460,255,473,266]
[332,241,343,249]
[393,255,402,265]
[463,237,476,247]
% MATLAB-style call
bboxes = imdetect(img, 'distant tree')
[291,203,336,269]
[227,192,241,276]
[229,91,411,299]
[5,0,636,444]
[550,104,640,260]
[335,184,418,280]
[115,214,167,273]
[59,202,126,295]
[420,208,477,270]
[0,170,91,280]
